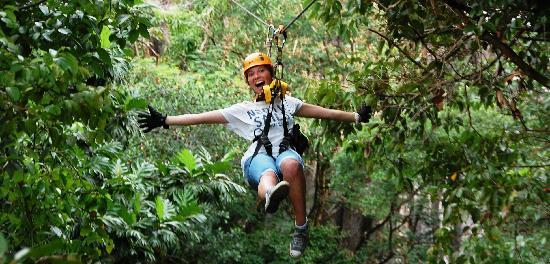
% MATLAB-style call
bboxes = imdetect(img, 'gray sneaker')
[289,227,308,258]
[265,181,289,214]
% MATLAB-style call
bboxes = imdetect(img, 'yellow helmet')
[243,52,273,79]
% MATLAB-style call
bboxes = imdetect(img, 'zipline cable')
[229,0,271,27]
[282,0,319,32]
[230,0,320,81]
[229,0,320,33]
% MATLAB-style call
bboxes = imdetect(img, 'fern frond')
[101,214,128,236]
[95,141,123,157]
[163,220,185,230]
[112,159,129,178]
[187,214,207,224]
[125,229,148,247]
[134,215,156,229]
[196,146,212,163]
[132,160,157,179]
[89,156,112,177]
[157,229,178,248]
[155,196,177,221]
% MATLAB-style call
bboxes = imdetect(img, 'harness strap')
[251,90,278,160]
[279,82,292,153]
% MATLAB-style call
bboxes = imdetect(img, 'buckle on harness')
[279,136,291,153]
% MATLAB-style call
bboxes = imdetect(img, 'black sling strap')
[251,81,293,159]
[278,82,292,153]
[251,88,279,160]
[250,85,308,162]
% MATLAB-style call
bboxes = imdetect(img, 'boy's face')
[246,65,273,95]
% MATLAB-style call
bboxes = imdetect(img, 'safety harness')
[229,0,319,160]
[250,26,306,161]
[251,80,292,160]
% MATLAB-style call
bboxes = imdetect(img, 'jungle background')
[0,0,548,263]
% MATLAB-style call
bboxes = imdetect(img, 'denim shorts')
[243,149,304,190]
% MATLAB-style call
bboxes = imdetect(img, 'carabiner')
[273,24,286,50]
[265,24,276,57]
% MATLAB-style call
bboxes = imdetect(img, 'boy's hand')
[138,105,169,133]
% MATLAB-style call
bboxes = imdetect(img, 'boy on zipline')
[139,52,371,258]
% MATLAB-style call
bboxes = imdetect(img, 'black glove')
[357,104,372,123]
[138,105,169,133]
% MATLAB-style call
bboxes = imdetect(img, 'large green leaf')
[100,25,111,49]
[54,53,79,74]
[175,149,196,171]
[155,196,165,221]
[0,233,7,257]
[124,97,148,111]
[155,196,176,222]
[5,86,20,101]
[173,190,201,219]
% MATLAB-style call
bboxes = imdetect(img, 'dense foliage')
[1,0,548,263]
[307,0,549,262]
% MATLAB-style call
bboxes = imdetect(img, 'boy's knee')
[280,159,303,178]
[259,170,278,183]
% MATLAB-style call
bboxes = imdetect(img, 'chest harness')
[251,26,307,160]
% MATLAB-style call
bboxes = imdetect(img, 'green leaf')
[179,200,200,219]
[155,196,176,221]
[138,23,149,39]
[488,227,501,241]
[88,57,104,76]
[38,5,49,15]
[155,196,165,220]
[221,148,238,162]
[174,190,201,219]
[484,22,496,33]
[117,14,131,25]
[14,248,31,261]
[97,48,112,66]
[0,233,7,257]
[128,29,139,43]
[205,161,230,174]
[100,25,111,49]
[133,193,141,214]
[104,238,114,254]
[26,239,65,259]
[58,28,71,35]
[175,149,196,171]
[6,86,20,101]
[54,53,79,74]
[124,97,148,111]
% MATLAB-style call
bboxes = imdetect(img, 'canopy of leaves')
[1,0,548,263]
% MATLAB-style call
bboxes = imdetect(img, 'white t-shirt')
[220,95,303,168]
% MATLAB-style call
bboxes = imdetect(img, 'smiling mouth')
[255,80,265,88]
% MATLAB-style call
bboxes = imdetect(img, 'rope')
[283,0,319,32]
[230,0,319,34]
[229,0,271,27]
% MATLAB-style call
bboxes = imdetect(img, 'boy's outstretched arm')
[165,110,227,125]
[138,105,227,133]
[295,103,372,123]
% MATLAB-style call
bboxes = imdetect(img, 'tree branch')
[412,27,439,61]
[19,0,47,11]
[507,164,550,168]
[517,36,550,42]
[481,32,550,86]
[443,0,550,86]
[367,28,425,69]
